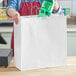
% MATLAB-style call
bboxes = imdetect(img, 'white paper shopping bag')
[14,15,67,71]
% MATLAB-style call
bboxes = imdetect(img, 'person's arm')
[6,0,20,24]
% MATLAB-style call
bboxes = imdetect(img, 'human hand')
[7,7,20,24]
[54,0,59,11]
[12,12,20,24]
[4,0,8,2]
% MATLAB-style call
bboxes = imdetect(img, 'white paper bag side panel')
[14,16,67,71]
[14,19,22,70]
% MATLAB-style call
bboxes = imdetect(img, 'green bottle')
[38,0,55,17]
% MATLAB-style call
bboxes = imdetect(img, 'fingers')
[54,0,59,11]
[12,12,20,24]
